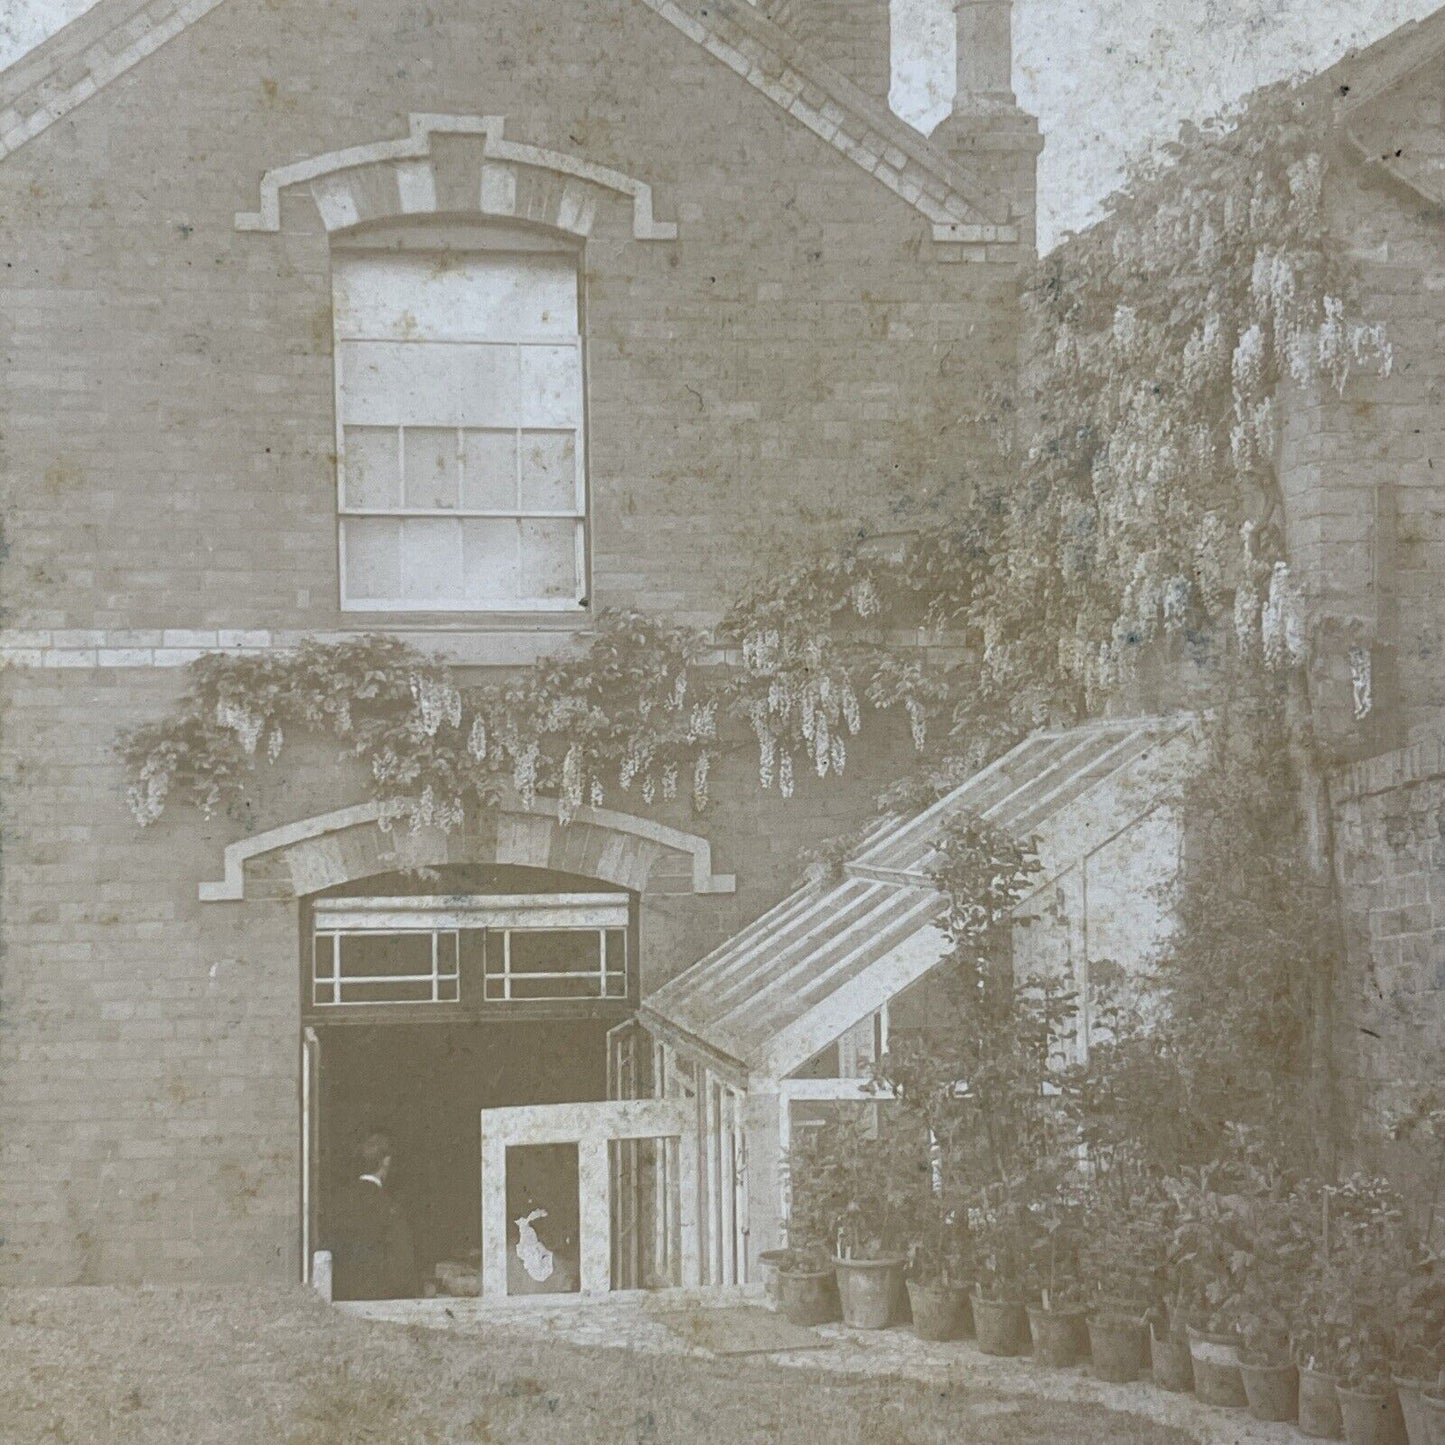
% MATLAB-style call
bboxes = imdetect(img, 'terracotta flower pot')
[1186,1325,1247,1408]
[1336,1383,1408,1445]
[1393,1377,1428,1445]
[1088,1312,1145,1383]
[776,1266,839,1327]
[833,1255,907,1330]
[1298,1367,1346,1440]
[1418,1392,1445,1445]
[758,1249,791,1309]
[972,1290,1029,1357]
[1028,1304,1089,1367]
[906,1279,971,1342]
[1149,1322,1194,1393]
[1239,1357,1298,1423]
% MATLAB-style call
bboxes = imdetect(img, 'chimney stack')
[953,0,1015,114]
[765,0,892,108]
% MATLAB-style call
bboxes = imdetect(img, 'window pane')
[462,519,521,605]
[337,932,434,980]
[402,427,458,510]
[461,429,517,510]
[340,340,518,428]
[344,518,401,600]
[520,519,579,601]
[342,427,401,509]
[519,345,582,427]
[506,931,604,976]
[402,518,464,601]
[519,432,577,512]
[335,253,577,341]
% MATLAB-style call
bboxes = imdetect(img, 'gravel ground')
[0,1286,1198,1445]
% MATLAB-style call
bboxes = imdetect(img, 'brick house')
[0,0,1041,1288]
[1275,13,1445,1184]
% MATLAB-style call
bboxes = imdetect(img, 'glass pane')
[402,427,458,510]
[519,519,579,601]
[342,427,401,509]
[506,931,604,977]
[462,519,520,606]
[519,432,577,512]
[343,518,401,600]
[334,253,577,342]
[461,429,518,510]
[337,933,434,980]
[401,518,464,602]
[519,345,582,427]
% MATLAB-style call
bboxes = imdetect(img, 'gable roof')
[1326,5,1445,207]
[0,0,1022,242]
[639,714,1199,1085]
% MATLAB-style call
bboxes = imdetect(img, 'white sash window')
[332,240,586,612]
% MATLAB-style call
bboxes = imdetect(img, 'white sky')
[3,0,1442,250]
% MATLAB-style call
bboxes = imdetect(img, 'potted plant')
[1419,1373,1445,1444]
[1026,1191,1090,1368]
[1391,1257,1444,1445]
[969,1189,1037,1357]
[828,1116,911,1330]
[899,1169,973,1342]
[1167,1171,1249,1408]
[1328,1180,1415,1445]
[1080,1179,1167,1384]
[777,1125,843,1327]
[1232,1177,1315,1423]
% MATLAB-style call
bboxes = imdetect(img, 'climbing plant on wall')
[120,78,1392,845]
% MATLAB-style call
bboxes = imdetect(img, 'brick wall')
[1331,735,1445,1208]
[765,0,892,105]
[0,0,1030,1283]
[1279,56,1445,747]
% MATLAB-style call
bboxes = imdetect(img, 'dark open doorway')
[316,1020,609,1293]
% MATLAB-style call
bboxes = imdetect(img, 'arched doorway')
[304,862,634,1300]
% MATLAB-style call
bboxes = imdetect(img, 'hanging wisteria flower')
[265,726,284,764]
[467,715,488,762]
[215,698,264,755]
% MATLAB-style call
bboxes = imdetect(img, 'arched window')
[331,222,587,613]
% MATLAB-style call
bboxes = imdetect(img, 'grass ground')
[0,1286,1197,1444]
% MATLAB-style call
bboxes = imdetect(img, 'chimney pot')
[954,0,1015,114]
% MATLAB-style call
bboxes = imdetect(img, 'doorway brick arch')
[198,799,735,903]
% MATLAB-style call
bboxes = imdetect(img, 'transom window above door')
[331,229,587,612]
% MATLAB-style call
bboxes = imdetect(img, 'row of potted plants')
[769,1119,1444,1445]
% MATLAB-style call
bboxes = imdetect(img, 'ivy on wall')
[121,78,1392,837]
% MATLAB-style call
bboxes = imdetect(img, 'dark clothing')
[329,1177,418,1301]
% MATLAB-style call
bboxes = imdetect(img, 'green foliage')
[1153,691,1331,1158]
[118,615,723,832]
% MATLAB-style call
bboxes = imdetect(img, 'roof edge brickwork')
[0,0,226,163]
[0,0,1030,247]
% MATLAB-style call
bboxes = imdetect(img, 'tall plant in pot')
[969,1187,1040,1357]
[828,1115,914,1331]
[1165,1168,1251,1408]
[1080,1180,1170,1384]
[1027,1183,1090,1368]
[778,1124,845,1327]
[1391,1256,1444,1445]
[1325,1179,1416,1445]
[866,1030,973,1340]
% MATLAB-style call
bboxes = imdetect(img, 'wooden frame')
[478,1099,698,1299]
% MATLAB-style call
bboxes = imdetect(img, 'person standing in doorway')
[329,1131,418,1301]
